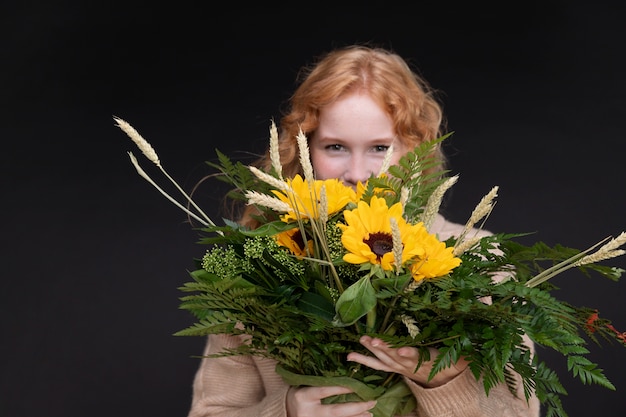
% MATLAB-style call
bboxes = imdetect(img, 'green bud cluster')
[201,245,243,279]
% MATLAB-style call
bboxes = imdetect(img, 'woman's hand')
[347,335,469,388]
[286,385,376,417]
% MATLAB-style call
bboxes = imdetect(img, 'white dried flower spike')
[269,120,282,180]
[390,217,404,275]
[456,186,498,245]
[574,232,626,266]
[115,116,217,230]
[405,279,422,292]
[468,186,498,228]
[244,191,291,213]
[377,144,394,177]
[296,129,315,183]
[526,232,626,288]
[114,116,160,166]
[319,185,329,225]
[249,166,290,192]
[401,314,420,338]
[453,236,482,257]
[422,175,458,230]
[400,187,410,211]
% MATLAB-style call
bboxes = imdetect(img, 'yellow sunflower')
[338,196,425,271]
[275,227,313,258]
[272,175,357,222]
[409,236,461,281]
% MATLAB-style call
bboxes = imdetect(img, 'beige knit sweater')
[187,214,542,417]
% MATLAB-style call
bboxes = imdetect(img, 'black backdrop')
[2,3,625,417]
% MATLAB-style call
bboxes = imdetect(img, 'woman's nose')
[343,156,374,187]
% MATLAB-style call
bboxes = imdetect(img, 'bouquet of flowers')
[116,116,626,417]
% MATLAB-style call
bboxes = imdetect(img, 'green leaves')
[568,355,616,390]
[276,364,385,400]
[334,274,377,326]
[297,291,335,321]
[170,134,626,417]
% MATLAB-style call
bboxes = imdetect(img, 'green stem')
[128,152,214,228]
[381,275,413,332]
[366,308,376,333]
[160,166,217,227]
[380,297,399,333]
[525,243,601,287]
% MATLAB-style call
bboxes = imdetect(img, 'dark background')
[2,2,625,417]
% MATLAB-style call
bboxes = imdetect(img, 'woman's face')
[309,91,406,188]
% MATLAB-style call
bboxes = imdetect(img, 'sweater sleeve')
[188,334,541,417]
[188,216,543,417]
[188,334,290,417]
[404,337,541,417]
[408,215,541,417]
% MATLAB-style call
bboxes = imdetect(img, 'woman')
[188,45,541,417]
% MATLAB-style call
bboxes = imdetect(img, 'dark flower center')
[292,230,306,251]
[364,232,393,259]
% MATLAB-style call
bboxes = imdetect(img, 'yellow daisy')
[272,175,357,222]
[338,196,425,271]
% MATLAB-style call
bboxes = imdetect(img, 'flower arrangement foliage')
[116,116,626,417]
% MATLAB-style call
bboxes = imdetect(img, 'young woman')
[188,45,541,417]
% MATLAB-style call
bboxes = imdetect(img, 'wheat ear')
[455,186,498,248]
[268,120,282,180]
[525,235,626,288]
[377,145,395,177]
[296,129,315,183]
[115,116,217,229]
[422,175,458,229]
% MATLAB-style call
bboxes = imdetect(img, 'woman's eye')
[373,145,390,152]
[326,144,344,151]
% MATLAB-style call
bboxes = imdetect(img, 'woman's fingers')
[348,335,470,387]
[287,385,377,417]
